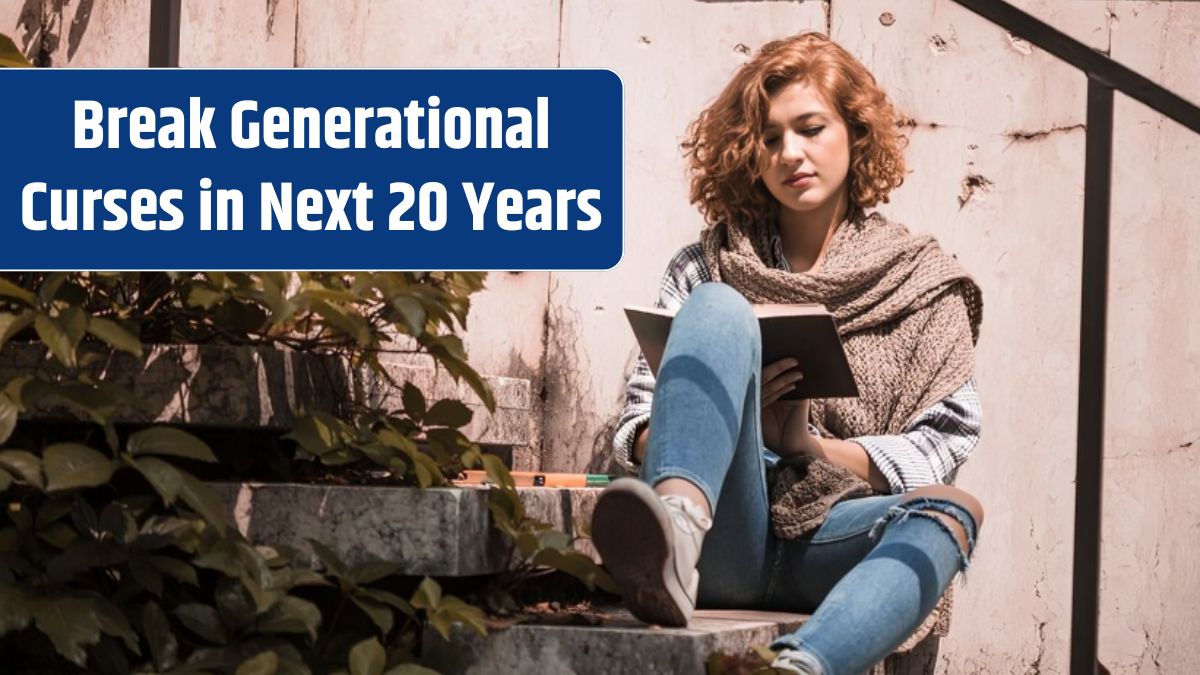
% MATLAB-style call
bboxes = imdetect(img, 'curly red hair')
[682,32,908,229]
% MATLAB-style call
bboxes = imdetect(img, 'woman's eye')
[764,136,780,146]
[800,126,825,137]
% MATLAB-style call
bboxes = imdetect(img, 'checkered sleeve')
[612,244,711,473]
[850,377,983,494]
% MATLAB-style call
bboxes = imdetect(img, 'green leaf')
[438,596,487,637]
[256,596,321,641]
[30,595,105,667]
[0,310,34,349]
[142,602,179,672]
[131,456,184,505]
[46,540,127,584]
[178,471,228,534]
[357,588,415,618]
[34,309,87,369]
[173,603,228,644]
[384,665,441,675]
[349,637,386,675]
[400,382,426,421]
[391,296,427,336]
[0,277,36,305]
[128,427,217,463]
[312,300,371,346]
[350,559,404,586]
[0,35,30,68]
[423,399,472,428]
[236,650,280,675]
[215,577,257,632]
[410,577,442,612]
[439,355,495,412]
[0,393,18,446]
[349,595,393,634]
[306,538,347,578]
[86,317,143,358]
[531,548,620,594]
[186,285,228,310]
[481,454,515,491]
[38,273,68,305]
[43,443,114,492]
[91,595,141,654]
[284,414,340,455]
[127,557,164,596]
[147,554,200,586]
[0,584,33,636]
[0,449,43,488]
[37,521,77,548]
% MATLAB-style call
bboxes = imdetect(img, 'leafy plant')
[1,270,615,672]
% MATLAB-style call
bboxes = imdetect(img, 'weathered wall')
[3,1,1198,672]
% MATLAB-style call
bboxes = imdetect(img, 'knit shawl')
[699,209,983,538]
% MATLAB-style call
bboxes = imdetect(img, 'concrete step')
[422,607,940,675]
[422,608,806,675]
[0,343,535,452]
[212,483,600,576]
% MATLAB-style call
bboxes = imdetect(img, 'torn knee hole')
[919,509,970,555]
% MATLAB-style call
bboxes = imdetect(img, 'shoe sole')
[592,480,692,627]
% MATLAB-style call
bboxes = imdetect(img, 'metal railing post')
[148,0,181,68]
[1071,75,1114,675]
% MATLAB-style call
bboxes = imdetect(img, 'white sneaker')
[592,478,712,627]
[771,648,825,674]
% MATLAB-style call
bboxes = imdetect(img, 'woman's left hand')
[760,358,821,457]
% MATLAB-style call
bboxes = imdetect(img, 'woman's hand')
[761,358,820,457]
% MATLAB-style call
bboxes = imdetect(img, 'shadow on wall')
[14,0,97,66]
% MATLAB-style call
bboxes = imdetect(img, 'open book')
[623,303,858,400]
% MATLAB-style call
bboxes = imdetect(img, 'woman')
[591,33,985,675]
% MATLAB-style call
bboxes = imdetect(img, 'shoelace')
[661,494,713,535]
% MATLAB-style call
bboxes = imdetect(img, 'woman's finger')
[762,382,797,408]
[763,368,804,396]
[762,357,800,382]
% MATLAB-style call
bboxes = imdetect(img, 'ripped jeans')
[638,282,979,675]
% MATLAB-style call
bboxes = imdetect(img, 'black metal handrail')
[148,0,180,68]
[947,3,1200,674]
[144,1,1200,673]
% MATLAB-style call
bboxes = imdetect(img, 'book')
[623,302,859,400]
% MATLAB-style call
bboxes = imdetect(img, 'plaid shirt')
[613,239,982,494]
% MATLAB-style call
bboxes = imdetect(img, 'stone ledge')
[0,343,532,446]
[211,483,600,577]
[422,609,807,675]
[423,608,940,675]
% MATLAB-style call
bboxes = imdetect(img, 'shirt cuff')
[612,411,651,474]
[850,434,937,495]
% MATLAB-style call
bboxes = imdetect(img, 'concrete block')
[0,344,532,447]
[422,608,808,675]
[213,483,600,576]
[215,482,507,576]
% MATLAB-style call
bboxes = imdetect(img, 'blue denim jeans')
[638,282,978,675]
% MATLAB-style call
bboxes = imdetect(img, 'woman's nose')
[780,132,806,163]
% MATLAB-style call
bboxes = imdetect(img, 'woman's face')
[757,81,852,220]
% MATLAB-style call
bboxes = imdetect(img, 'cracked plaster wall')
[2,1,1197,672]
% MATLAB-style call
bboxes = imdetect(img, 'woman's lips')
[784,173,814,188]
